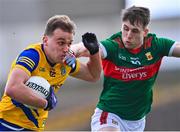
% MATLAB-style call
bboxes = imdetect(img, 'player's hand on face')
[82,32,99,55]
[44,87,57,111]
[64,50,76,70]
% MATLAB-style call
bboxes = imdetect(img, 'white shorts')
[91,108,146,131]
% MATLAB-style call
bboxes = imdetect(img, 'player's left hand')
[44,87,57,111]
[82,32,99,55]
[64,50,76,70]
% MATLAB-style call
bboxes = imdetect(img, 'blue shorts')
[0,119,32,131]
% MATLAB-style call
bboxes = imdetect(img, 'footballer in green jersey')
[71,6,180,131]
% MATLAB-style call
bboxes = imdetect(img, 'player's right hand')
[82,32,99,55]
[64,50,76,70]
[44,87,57,111]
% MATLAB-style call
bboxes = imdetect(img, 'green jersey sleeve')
[100,39,118,58]
[100,32,121,59]
[153,36,175,56]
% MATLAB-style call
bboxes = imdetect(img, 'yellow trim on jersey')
[14,64,31,76]
[17,56,35,69]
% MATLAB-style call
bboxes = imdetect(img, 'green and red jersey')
[97,32,175,120]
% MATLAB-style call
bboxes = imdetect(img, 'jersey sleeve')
[100,39,119,59]
[155,37,175,56]
[100,32,121,60]
[69,59,80,76]
[15,49,39,75]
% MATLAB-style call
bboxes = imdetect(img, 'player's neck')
[42,44,56,67]
[128,44,143,54]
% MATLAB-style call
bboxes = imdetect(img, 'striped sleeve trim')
[17,56,35,69]
[15,49,39,73]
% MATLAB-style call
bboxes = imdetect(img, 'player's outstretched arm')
[70,34,104,58]
[70,42,90,57]
[70,32,102,82]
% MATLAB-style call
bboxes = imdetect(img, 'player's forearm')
[5,83,47,109]
[71,42,90,57]
[5,68,47,109]
[87,52,102,81]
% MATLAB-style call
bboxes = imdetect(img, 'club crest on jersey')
[60,66,66,76]
[50,68,56,77]
[145,52,153,60]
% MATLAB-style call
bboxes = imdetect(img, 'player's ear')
[143,28,149,37]
[42,35,48,46]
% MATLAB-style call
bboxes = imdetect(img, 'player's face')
[43,28,73,64]
[121,20,148,50]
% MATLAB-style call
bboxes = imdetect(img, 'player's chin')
[124,44,132,49]
[57,58,64,64]
[55,56,63,62]
[55,59,63,64]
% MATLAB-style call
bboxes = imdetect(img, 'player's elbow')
[89,74,101,82]
[5,85,17,99]
[87,78,98,82]
[5,87,14,98]
[91,78,99,82]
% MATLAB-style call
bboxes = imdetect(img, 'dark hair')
[122,6,150,28]
[44,15,76,36]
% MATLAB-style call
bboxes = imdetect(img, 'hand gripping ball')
[25,76,51,108]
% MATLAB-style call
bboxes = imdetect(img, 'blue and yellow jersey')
[0,43,80,131]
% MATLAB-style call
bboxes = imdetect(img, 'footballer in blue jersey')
[0,15,101,131]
